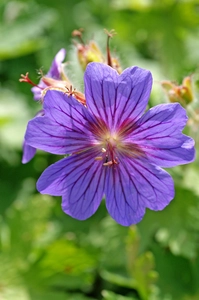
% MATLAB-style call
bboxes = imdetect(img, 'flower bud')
[76,41,105,70]
[110,57,122,74]
[181,76,194,104]
[161,76,194,107]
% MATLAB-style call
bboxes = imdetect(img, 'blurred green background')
[1,0,199,299]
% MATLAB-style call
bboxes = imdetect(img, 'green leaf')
[109,0,199,77]
[97,216,129,270]
[0,255,28,300]
[0,3,57,59]
[138,186,199,259]
[100,225,158,300]
[29,290,97,300]
[38,238,97,290]
[151,242,195,299]
[102,290,138,300]
[0,187,56,261]
[0,88,35,151]
[100,270,137,289]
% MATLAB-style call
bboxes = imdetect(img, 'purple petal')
[37,156,74,196]
[31,48,66,101]
[31,85,44,101]
[47,48,66,79]
[84,62,152,130]
[115,66,152,126]
[25,90,96,155]
[37,150,105,220]
[84,63,118,128]
[104,156,174,226]
[130,103,195,167]
[22,141,36,164]
[22,110,44,163]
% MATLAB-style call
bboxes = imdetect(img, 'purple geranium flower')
[22,49,66,163]
[31,48,66,101]
[25,63,195,226]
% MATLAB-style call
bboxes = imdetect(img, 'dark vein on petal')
[118,81,134,122]
[119,160,141,210]
[57,151,100,190]
[89,77,103,120]
[49,104,91,133]
[69,161,103,210]
[31,123,91,148]
[132,160,169,194]
[118,165,138,214]
[134,108,181,134]
[101,77,109,123]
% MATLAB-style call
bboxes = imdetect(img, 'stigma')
[95,132,120,166]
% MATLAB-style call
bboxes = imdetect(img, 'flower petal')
[22,110,45,163]
[104,157,174,226]
[31,85,44,101]
[37,156,80,196]
[130,103,195,167]
[47,48,66,79]
[84,63,118,128]
[37,150,105,219]
[114,65,152,127]
[31,48,66,101]
[84,62,152,130]
[25,90,96,155]
[22,141,36,164]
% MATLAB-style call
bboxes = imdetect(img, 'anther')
[95,156,103,161]
[103,158,118,167]
[64,85,76,96]
[64,85,86,105]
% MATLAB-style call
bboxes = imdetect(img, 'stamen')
[95,156,103,161]
[104,29,117,67]
[101,141,119,167]
[103,158,118,166]
[64,85,86,105]
[64,85,75,96]
[19,72,43,89]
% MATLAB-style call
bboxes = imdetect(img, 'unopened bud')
[161,76,194,107]
[111,57,122,74]
[181,76,194,104]
[73,29,123,73]
[161,81,174,92]
[77,41,105,70]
